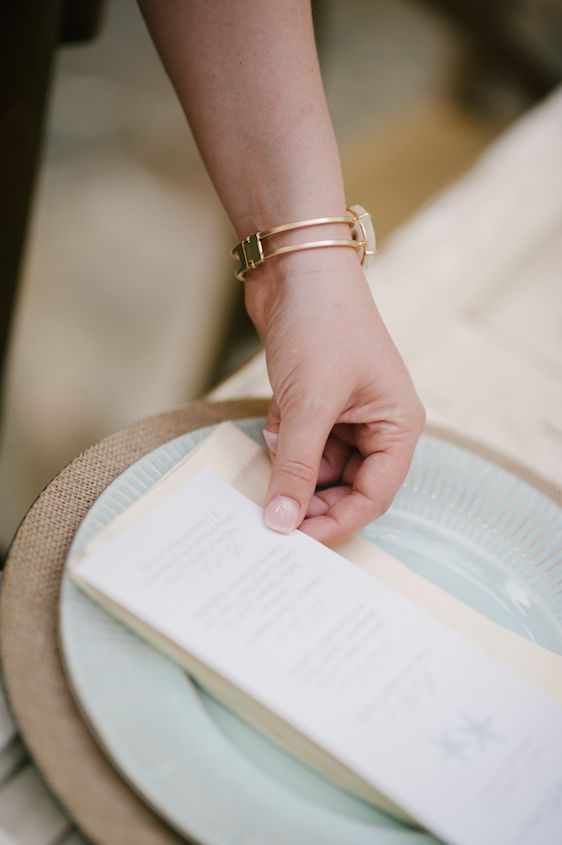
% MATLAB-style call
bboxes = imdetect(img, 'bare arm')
[139,0,425,543]
[139,0,346,237]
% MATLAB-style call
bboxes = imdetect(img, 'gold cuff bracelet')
[231,205,376,281]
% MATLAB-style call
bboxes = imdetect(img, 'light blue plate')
[60,418,562,845]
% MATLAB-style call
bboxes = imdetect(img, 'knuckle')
[275,458,318,487]
[402,397,425,436]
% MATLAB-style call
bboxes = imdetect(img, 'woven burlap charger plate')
[1,398,560,845]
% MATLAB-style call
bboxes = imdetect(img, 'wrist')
[237,205,376,335]
[244,244,368,338]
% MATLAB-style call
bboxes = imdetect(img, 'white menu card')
[72,469,562,845]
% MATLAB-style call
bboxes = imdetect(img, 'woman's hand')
[139,2,423,541]
[245,248,425,545]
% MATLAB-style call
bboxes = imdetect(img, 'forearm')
[139,1,424,543]
[139,0,347,238]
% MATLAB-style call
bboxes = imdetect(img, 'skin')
[139,0,425,544]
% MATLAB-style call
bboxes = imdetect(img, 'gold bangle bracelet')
[231,205,376,281]
[258,215,352,238]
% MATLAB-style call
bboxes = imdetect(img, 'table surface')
[0,88,561,844]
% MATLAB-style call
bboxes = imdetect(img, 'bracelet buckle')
[234,233,264,277]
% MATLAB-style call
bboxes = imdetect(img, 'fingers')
[262,399,421,542]
[306,485,350,517]
[300,436,417,545]
[263,401,334,535]
[317,435,351,485]
[264,425,351,486]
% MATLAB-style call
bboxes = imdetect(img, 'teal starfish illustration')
[460,714,502,749]
[433,731,468,761]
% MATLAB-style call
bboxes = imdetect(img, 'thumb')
[264,405,333,534]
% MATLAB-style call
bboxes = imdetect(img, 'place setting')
[2,398,561,845]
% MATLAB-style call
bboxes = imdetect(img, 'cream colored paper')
[76,422,562,708]
[73,468,562,844]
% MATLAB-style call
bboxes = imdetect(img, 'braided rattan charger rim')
[1,398,560,845]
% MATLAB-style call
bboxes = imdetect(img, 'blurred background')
[1,0,561,548]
